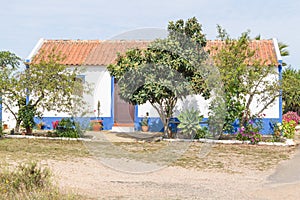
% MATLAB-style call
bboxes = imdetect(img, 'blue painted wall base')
[36,116,279,135]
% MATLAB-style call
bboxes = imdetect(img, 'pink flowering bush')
[283,111,300,126]
[236,114,263,144]
[236,119,262,144]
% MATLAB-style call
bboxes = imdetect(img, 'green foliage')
[1,50,90,132]
[55,118,80,138]
[107,17,210,137]
[272,122,283,142]
[18,101,37,132]
[0,162,77,199]
[214,26,279,133]
[282,67,300,116]
[177,108,203,138]
[194,126,210,139]
[140,115,149,127]
[0,162,50,192]
[282,120,296,139]
[235,116,263,144]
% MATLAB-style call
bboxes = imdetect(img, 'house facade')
[2,38,283,134]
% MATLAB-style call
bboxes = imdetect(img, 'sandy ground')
[46,156,300,200]
[38,131,300,199]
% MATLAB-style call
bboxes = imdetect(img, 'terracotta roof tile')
[32,40,100,65]
[32,39,278,66]
[205,40,277,65]
[84,40,149,65]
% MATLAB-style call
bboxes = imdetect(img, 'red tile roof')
[84,40,149,65]
[32,40,100,65]
[205,40,277,65]
[31,39,278,66]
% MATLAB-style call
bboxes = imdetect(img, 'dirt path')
[45,156,299,200]
[40,131,300,199]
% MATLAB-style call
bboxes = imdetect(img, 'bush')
[283,120,296,139]
[55,118,81,138]
[0,162,78,199]
[177,108,203,139]
[283,111,300,125]
[235,117,263,144]
[194,126,210,139]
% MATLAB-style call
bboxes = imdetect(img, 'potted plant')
[91,100,103,131]
[140,112,149,132]
[91,120,103,131]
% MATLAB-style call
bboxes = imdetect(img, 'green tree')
[0,51,20,133]
[108,17,210,137]
[2,50,90,133]
[214,26,280,132]
[282,67,300,115]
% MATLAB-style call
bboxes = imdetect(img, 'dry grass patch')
[173,142,296,173]
[0,138,90,163]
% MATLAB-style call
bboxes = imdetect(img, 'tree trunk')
[15,120,21,133]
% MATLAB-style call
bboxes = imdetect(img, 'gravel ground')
[46,150,300,200]
[40,131,300,199]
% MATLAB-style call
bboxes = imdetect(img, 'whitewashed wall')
[2,65,112,129]
[42,65,112,118]
[138,68,280,119]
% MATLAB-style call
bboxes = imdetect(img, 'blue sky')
[1,0,299,69]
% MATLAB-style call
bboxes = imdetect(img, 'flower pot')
[141,125,149,132]
[3,124,8,130]
[93,124,101,131]
[91,120,103,131]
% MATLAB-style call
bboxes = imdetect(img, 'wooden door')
[114,82,135,124]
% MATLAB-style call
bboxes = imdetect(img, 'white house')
[2,38,283,134]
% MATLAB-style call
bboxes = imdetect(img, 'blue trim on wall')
[37,115,279,135]
[107,76,115,129]
[278,64,283,123]
[34,116,115,131]
[134,105,139,131]
[132,117,278,135]
[25,63,30,105]
[0,97,2,129]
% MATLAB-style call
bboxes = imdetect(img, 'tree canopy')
[1,50,90,132]
[214,26,280,132]
[283,67,300,115]
[108,17,211,137]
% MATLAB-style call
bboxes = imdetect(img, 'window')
[74,75,85,96]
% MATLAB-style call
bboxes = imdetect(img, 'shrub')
[235,116,263,144]
[272,122,283,142]
[0,162,78,199]
[283,111,300,125]
[194,126,210,139]
[282,120,296,139]
[0,162,50,195]
[55,118,81,138]
[178,108,203,139]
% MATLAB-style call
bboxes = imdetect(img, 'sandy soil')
[35,131,300,199]
[45,156,300,200]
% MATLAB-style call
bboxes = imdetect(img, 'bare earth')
[47,157,299,200]
[41,131,300,200]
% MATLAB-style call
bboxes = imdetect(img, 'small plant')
[195,126,210,139]
[140,112,149,132]
[282,120,296,139]
[235,115,263,144]
[283,111,300,125]
[55,118,80,138]
[0,162,50,192]
[178,108,203,139]
[140,117,148,126]
[272,122,283,142]
[18,103,36,134]
[0,161,77,199]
